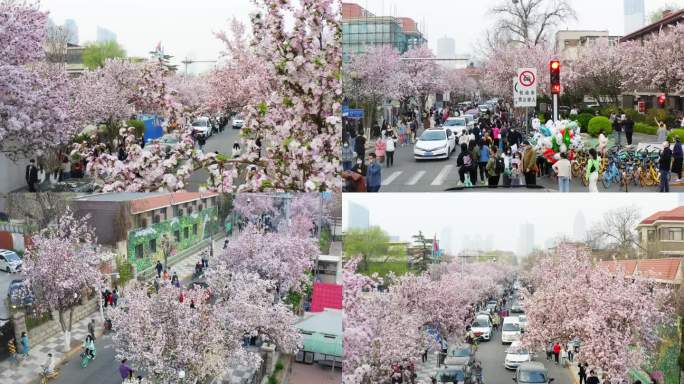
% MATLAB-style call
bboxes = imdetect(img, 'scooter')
[80,348,96,368]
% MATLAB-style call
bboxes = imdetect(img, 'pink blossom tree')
[564,39,625,107]
[0,0,74,159]
[481,44,557,100]
[233,193,278,223]
[521,244,674,382]
[444,68,479,102]
[400,46,444,113]
[22,208,108,351]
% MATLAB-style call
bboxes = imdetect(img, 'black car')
[8,279,34,309]
[436,365,472,384]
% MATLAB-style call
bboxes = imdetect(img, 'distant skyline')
[342,194,680,254]
[352,0,679,54]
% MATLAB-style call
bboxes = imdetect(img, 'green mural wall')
[629,320,681,384]
[126,206,218,271]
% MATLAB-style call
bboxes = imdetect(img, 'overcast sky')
[42,0,257,73]
[343,194,681,253]
[357,0,682,54]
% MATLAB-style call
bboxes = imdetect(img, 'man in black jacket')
[354,133,366,165]
[25,159,38,192]
[624,116,635,146]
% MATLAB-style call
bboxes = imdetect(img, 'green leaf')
[261,179,273,188]
[257,102,268,116]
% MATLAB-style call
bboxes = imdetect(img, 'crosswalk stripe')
[431,165,455,186]
[382,171,403,186]
[406,171,426,185]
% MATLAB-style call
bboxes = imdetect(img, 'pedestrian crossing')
[381,165,460,187]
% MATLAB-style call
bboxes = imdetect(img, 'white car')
[232,115,245,129]
[0,249,22,273]
[501,317,522,344]
[470,318,492,341]
[191,117,212,137]
[414,127,456,160]
[443,117,470,136]
[505,341,533,370]
[517,315,528,331]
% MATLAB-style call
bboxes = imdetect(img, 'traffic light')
[658,94,666,108]
[550,60,561,94]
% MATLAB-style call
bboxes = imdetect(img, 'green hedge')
[624,108,645,123]
[576,113,594,130]
[600,105,621,118]
[635,123,658,135]
[646,109,677,128]
[667,129,684,143]
[588,116,613,137]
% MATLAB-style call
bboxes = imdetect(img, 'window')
[173,206,180,218]
[193,224,198,235]
[153,213,160,224]
[135,244,144,259]
[184,227,189,239]
[150,239,157,253]
[187,207,193,215]
[663,228,684,241]
[174,230,180,242]
[648,230,656,241]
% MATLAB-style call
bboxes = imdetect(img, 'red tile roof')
[397,17,418,33]
[598,258,681,282]
[640,206,684,224]
[620,8,684,42]
[130,192,218,214]
[310,283,343,312]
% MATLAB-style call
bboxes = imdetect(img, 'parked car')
[470,318,492,341]
[232,115,245,129]
[504,341,533,370]
[0,249,22,273]
[514,362,554,384]
[444,344,475,367]
[501,317,522,344]
[476,312,492,324]
[7,279,34,309]
[510,303,524,313]
[414,127,456,160]
[191,117,212,137]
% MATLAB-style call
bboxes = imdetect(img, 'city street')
[376,131,684,193]
[187,120,243,192]
[0,271,16,319]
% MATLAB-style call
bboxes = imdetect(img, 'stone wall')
[18,298,99,346]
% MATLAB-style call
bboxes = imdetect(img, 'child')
[511,163,522,186]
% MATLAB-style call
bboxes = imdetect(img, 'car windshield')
[420,131,447,141]
[192,120,208,127]
[503,323,520,331]
[518,316,527,322]
[508,346,528,355]
[450,347,470,357]
[446,119,465,126]
[519,371,547,383]
[439,370,465,382]
[473,320,489,328]
[4,252,19,262]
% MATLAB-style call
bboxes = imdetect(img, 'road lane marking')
[406,171,426,185]
[431,165,455,186]
[382,171,403,186]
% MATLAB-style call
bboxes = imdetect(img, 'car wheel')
[5,266,9,273]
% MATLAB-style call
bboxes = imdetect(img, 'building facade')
[624,0,646,35]
[555,30,621,61]
[637,206,684,258]
[96,26,117,43]
[72,192,219,272]
[342,2,426,62]
[346,201,369,230]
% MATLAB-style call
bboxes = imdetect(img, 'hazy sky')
[42,0,257,73]
[343,194,681,253]
[356,0,681,54]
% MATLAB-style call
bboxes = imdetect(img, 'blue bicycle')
[602,157,621,189]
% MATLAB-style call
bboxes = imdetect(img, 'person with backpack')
[486,147,503,188]
[457,143,474,187]
[478,141,490,185]
[469,140,481,184]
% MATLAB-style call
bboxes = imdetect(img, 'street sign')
[513,68,538,108]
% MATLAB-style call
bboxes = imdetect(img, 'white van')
[501,316,522,344]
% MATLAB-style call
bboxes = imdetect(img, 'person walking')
[586,148,601,193]
[232,142,241,158]
[553,342,561,364]
[88,318,96,341]
[155,260,163,278]
[546,341,554,361]
[587,370,600,384]
[624,115,635,146]
[25,159,39,192]
[478,142,490,185]
[366,153,382,193]
[672,136,683,182]
[656,119,668,143]
[385,134,396,168]
[486,147,502,188]
[597,130,608,157]
[197,134,206,151]
[375,134,387,164]
[341,141,354,172]
[552,152,572,192]
[119,359,134,380]
[613,115,623,147]
[20,332,29,359]
[660,141,673,192]
[578,363,587,384]
[523,141,537,187]
[354,133,366,164]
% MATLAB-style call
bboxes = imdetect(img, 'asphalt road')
[186,121,243,192]
[0,270,18,319]
[375,132,684,193]
[52,334,121,384]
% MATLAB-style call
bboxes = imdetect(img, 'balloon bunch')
[531,119,584,163]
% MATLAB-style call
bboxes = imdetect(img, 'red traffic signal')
[550,60,561,94]
[658,94,666,107]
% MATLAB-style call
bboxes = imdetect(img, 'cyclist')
[42,353,55,376]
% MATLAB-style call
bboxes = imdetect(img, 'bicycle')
[40,368,60,384]
[601,157,621,189]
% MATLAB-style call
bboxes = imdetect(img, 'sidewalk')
[0,235,227,384]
